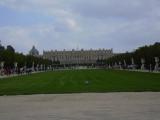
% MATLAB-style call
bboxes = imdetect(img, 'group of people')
[0,67,33,76]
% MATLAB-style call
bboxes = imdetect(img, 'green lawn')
[0,69,160,95]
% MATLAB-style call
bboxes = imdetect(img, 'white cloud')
[0,0,160,54]
[0,26,39,53]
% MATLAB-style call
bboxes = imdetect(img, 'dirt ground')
[0,92,160,120]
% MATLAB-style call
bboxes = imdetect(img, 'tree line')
[0,45,59,69]
[106,42,160,70]
[1,42,160,70]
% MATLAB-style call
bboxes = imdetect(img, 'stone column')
[154,57,159,72]
[141,58,145,70]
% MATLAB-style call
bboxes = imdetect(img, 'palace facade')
[43,49,114,64]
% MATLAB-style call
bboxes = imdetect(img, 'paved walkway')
[0,92,160,120]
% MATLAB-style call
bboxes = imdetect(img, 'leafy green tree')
[106,42,160,69]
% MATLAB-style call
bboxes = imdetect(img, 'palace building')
[43,48,114,65]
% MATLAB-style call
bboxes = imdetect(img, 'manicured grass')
[0,69,160,95]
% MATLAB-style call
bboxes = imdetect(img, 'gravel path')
[0,92,160,120]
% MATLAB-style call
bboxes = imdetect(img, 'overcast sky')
[0,0,160,54]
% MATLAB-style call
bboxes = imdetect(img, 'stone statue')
[123,60,127,68]
[40,64,43,71]
[141,58,145,70]
[114,62,118,68]
[43,64,45,71]
[32,62,35,72]
[119,61,122,69]
[24,62,27,73]
[131,58,135,69]
[36,64,39,71]
[0,61,4,69]
[154,57,159,72]
[108,64,111,69]
[14,62,18,73]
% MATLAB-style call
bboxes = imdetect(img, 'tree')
[0,40,5,51]
[0,46,5,51]
[7,45,15,53]
[106,42,160,69]
[0,50,15,68]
